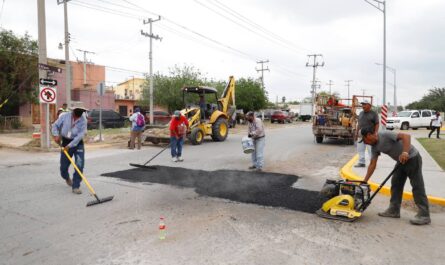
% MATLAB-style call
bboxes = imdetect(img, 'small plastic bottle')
[159,217,166,240]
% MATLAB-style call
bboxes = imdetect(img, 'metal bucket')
[241,136,255,154]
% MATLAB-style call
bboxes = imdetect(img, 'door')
[421,110,432,127]
[119,105,128,117]
[410,111,421,127]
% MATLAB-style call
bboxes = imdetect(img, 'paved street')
[1,124,445,265]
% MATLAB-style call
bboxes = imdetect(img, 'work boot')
[354,163,366,168]
[248,166,256,170]
[172,157,178,162]
[65,178,73,187]
[410,215,431,225]
[378,207,400,218]
[72,188,82,195]
[177,156,184,162]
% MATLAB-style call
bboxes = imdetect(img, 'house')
[113,77,145,117]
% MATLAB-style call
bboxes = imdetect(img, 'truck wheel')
[211,117,228,142]
[316,136,323,143]
[189,128,204,145]
[401,122,409,130]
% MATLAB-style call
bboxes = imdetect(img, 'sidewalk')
[0,133,32,148]
[341,137,445,205]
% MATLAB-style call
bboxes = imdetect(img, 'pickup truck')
[386,110,436,130]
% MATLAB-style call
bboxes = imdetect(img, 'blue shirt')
[51,112,87,148]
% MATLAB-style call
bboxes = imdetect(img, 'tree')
[139,65,205,113]
[140,65,268,113]
[234,77,267,112]
[0,30,39,115]
[405,87,445,112]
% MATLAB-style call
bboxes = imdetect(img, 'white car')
[386,110,436,130]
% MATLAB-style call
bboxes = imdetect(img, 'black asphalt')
[102,166,324,213]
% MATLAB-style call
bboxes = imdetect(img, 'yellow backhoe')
[143,76,236,145]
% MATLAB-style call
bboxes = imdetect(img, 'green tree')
[406,87,445,112]
[0,30,38,115]
[234,77,267,112]
[139,65,205,112]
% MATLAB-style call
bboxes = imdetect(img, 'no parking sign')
[39,86,57,104]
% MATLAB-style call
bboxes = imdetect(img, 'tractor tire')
[401,122,409,130]
[189,128,204,145]
[211,117,229,142]
[316,136,323,143]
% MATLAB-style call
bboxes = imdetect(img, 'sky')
[1,0,444,107]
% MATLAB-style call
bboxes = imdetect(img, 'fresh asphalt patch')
[102,166,324,213]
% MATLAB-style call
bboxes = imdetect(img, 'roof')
[182,86,218,94]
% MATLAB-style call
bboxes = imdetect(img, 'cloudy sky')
[1,0,444,106]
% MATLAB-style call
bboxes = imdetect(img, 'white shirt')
[431,116,442,127]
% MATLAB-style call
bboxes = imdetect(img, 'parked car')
[143,110,171,125]
[87,109,127,129]
[386,109,436,130]
[271,110,292,123]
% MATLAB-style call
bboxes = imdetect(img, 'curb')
[340,154,445,206]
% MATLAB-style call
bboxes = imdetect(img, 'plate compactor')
[316,163,399,222]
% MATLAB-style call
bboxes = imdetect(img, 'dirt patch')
[102,166,324,213]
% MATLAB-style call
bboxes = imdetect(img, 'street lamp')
[375,63,396,114]
[365,0,386,107]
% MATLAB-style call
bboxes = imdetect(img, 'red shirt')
[169,115,189,137]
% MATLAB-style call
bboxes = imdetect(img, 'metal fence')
[0,116,23,130]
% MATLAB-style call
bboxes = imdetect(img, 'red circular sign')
[40,87,56,103]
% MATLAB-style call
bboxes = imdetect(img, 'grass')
[86,127,130,137]
[418,138,445,170]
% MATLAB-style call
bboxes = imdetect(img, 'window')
[124,89,128,96]
[411,112,420,118]
[422,111,431,117]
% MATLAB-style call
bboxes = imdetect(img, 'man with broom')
[52,103,88,194]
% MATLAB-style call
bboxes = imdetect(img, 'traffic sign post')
[40,78,57,86]
[39,86,57,104]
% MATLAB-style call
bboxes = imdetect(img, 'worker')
[246,111,266,172]
[61,103,69,112]
[428,112,442,139]
[355,99,379,167]
[129,107,145,150]
[199,94,206,120]
[361,127,431,225]
[169,110,189,162]
[51,104,88,194]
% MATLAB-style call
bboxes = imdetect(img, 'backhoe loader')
[143,76,236,145]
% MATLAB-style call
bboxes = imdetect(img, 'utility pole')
[345,80,353,105]
[376,63,396,114]
[57,0,72,107]
[256,60,270,91]
[361,89,366,97]
[306,54,324,115]
[327,80,334,95]
[37,0,50,149]
[77,49,95,87]
[141,16,162,125]
[365,0,386,107]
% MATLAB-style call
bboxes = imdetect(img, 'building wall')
[71,62,106,90]
[113,77,146,100]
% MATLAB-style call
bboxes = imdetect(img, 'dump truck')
[312,95,372,144]
[143,76,236,145]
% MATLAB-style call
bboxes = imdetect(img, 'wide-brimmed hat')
[174,110,181,117]
[70,102,88,111]
[360,99,371,105]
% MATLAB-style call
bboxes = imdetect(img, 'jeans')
[357,141,372,164]
[170,136,184,157]
[428,127,440,138]
[60,142,85,189]
[251,137,265,169]
[389,154,430,217]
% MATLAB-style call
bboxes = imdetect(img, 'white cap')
[360,99,371,105]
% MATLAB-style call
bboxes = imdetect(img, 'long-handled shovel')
[129,144,170,169]
[62,149,114,207]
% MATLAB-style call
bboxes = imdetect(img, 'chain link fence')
[0,115,23,130]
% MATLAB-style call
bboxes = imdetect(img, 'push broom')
[62,148,114,207]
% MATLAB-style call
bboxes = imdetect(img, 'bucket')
[241,136,255,154]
